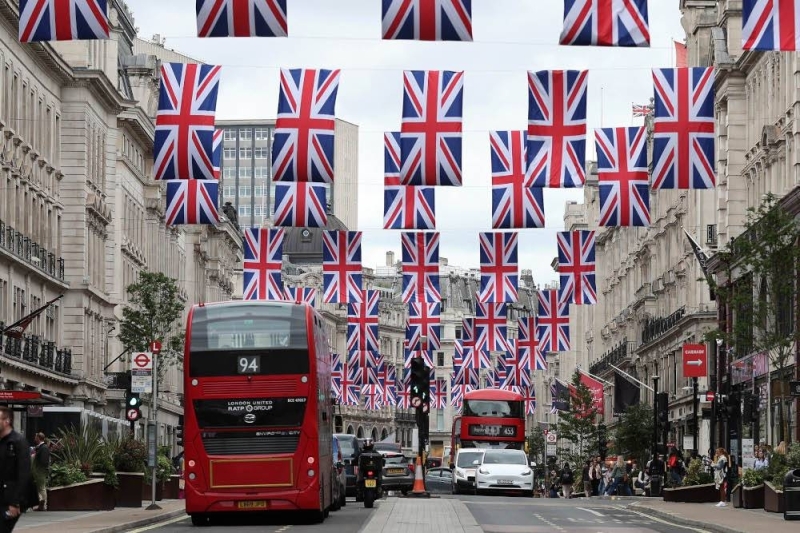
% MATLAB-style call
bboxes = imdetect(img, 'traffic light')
[409,356,431,411]
[176,414,184,447]
[657,392,669,433]
[597,423,608,461]
[125,392,142,422]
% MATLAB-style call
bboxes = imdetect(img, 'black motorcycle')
[357,451,384,508]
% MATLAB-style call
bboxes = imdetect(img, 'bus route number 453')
[238,355,261,374]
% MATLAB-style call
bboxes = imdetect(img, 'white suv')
[451,449,485,494]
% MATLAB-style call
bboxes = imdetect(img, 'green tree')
[613,402,653,467]
[711,193,800,443]
[526,427,545,464]
[119,271,185,389]
[556,372,599,469]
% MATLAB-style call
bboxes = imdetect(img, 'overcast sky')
[131,0,685,288]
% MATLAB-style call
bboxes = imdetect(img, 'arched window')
[381,428,388,441]
[357,426,364,438]
[371,427,378,441]
[346,425,355,435]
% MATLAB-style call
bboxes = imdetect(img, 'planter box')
[742,484,764,509]
[731,484,742,508]
[116,472,144,508]
[764,481,785,513]
[162,475,180,500]
[47,479,115,511]
[142,481,164,501]
[663,483,718,503]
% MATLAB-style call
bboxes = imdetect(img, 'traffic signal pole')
[652,376,659,457]
[692,377,699,454]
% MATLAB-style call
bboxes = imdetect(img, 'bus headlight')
[189,473,196,480]
[307,469,315,477]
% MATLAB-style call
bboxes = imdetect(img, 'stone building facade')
[0,1,242,447]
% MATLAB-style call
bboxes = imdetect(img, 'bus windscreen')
[463,399,523,418]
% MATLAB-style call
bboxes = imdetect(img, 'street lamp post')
[652,376,660,457]
[692,377,699,454]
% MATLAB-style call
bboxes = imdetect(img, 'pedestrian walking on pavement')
[582,461,592,497]
[32,433,50,511]
[559,463,574,499]
[0,406,33,533]
[591,458,601,496]
[604,457,632,496]
[713,447,729,507]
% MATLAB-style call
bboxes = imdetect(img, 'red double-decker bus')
[182,301,334,526]
[449,388,525,467]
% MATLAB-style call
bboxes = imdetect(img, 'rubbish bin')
[650,475,662,498]
[785,469,800,521]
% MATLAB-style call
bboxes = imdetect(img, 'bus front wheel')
[190,514,209,527]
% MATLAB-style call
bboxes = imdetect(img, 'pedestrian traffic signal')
[176,415,184,447]
[657,392,669,433]
[125,392,142,422]
[409,356,431,409]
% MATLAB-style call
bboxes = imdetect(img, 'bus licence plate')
[237,501,267,509]
[365,479,377,488]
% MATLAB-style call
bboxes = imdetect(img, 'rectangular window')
[239,166,252,178]
[254,166,269,179]
[239,147,252,159]
[455,327,462,340]
[239,129,252,141]
[239,186,251,197]
[254,185,265,197]
[223,186,235,197]
[254,147,269,159]
[437,352,445,367]
[238,205,251,217]
[254,205,264,217]
[437,410,445,431]
[255,127,270,140]
[223,167,235,179]
[224,129,236,141]
[223,148,236,160]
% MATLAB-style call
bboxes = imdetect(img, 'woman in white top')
[713,447,729,507]
[753,449,769,471]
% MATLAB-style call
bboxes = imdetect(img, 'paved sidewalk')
[14,500,185,533]
[359,497,483,533]
[629,499,797,533]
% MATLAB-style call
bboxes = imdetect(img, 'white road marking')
[613,505,713,533]
[127,515,188,532]
[576,507,605,517]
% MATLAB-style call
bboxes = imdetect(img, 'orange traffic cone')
[410,456,429,496]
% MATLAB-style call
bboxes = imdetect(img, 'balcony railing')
[0,220,65,280]
[0,326,72,376]
[105,372,131,390]
[589,339,636,376]
[394,409,415,422]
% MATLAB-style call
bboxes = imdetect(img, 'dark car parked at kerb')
[334,433,362,497]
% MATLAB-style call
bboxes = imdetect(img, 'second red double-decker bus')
[449,388,526,467]
[182,301,334,526]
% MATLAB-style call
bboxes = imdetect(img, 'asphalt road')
[135,498,373,533]
[458,495,711,533]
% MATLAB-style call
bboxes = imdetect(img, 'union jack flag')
[154,63,221,181]
[461,317,475,349]
[384,132,436,230]
[474,301,508,353]
[243,228,284,300]
[272,68,340,183]
[196,0,288,38]
[19,0,109,42]
[743,0,800,50]
[527,70,588,188]
[491,131,545,229]
[165,180,220,225]
[431,378,447,409]
[461,345,491,370]
[322,231,363,304]
[349,351,380,386]
[534,347,548,371]
[453,340,465,370]
[557,230,597,305]
[380,363,397,406]
[401,232,441,303]
[503,339,531,388]
[595,127,650,227]
[403,349,434,369]
[331,353,344,398]
[362,385,383,410]
[347,290,380,355]
[340,360,362,406]
[536,288,570,353]
[212,128,222,179]
[406,302,441,351]
[478,232,519,303]
[559,0,650,47]
[382,0,473,41]
[400,70,464,186]
[492,355,507,388]
[652,67,715,189]
[518,385,536,415]
[632,103,651,117]
[273,182,328,227]
[396,371,411,408]
[284,286,317,306]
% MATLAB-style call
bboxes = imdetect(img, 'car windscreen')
[337,437,358,458]
[456,451,484,468]
[482,451,527,465]
[384,455,406,465]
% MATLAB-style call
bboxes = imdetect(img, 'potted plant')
[764,450,788,513]
[662,459,718,503]
[143,454,174,501]
[112,436,147,507]
[158,447,181,499]
[740,468,765,509]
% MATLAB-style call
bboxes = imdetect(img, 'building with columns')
[0,1,242,447]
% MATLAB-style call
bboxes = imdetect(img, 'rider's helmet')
[362,438,375,452]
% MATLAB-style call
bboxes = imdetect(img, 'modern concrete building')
[215,118,359,231]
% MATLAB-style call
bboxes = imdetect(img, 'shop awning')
[0,390,62,406]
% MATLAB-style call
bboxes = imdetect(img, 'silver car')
[451,449,485,494]
[475,449,534,496]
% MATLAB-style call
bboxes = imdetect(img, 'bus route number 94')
[237,355,260,374]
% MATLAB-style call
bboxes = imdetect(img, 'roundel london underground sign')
[132,352,152,370]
